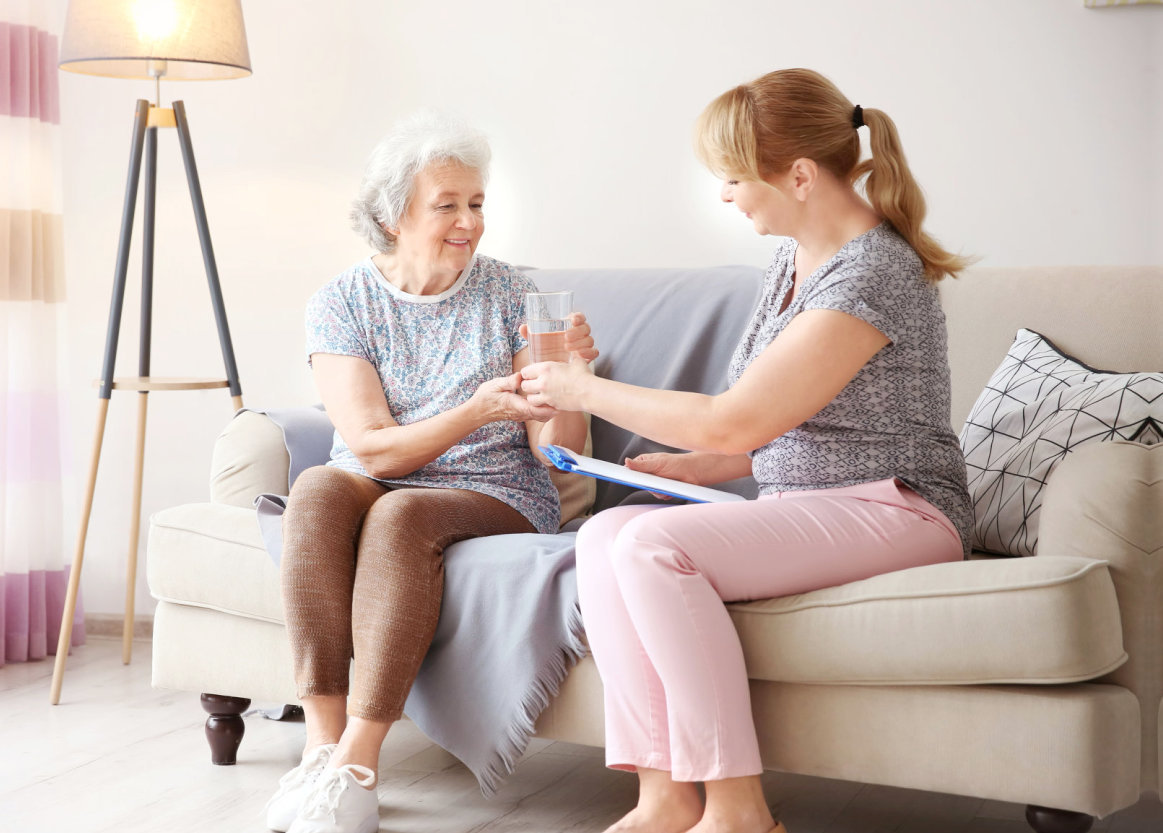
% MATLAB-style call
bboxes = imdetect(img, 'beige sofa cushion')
[148,503,282,622]
[730,554,1126,685]
[149,502,1126,687]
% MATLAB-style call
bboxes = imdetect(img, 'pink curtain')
[1,6,83,667]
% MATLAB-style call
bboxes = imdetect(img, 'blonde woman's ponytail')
[853,108,973,282]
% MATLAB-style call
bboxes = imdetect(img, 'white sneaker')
[287,764,379,833]
[265,744,337,831]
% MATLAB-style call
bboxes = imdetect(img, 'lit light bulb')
[133,0,179,43]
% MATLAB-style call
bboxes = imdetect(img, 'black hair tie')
[852,105,864,129]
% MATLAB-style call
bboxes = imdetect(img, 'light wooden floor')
[3,637,1162,833]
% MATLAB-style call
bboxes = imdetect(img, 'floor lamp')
[51,0,251,704]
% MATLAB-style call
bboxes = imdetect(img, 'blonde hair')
[694,68,971,282]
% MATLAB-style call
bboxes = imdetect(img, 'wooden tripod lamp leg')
[123,391,149,664]
[51,398,110,704]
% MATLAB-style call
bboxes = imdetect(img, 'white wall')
[52,0,1160,615]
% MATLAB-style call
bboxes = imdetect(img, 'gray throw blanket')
[248,407,587,796]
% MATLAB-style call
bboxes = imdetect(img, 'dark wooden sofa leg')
[1025,805,1094,833]
[201,693,251,765]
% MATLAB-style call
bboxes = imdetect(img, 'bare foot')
[679,814,781,833]
[686,774,778,833]
[682,813,783,833]
[604,803,703,833]
[604,772,702,833]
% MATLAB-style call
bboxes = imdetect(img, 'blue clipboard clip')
[540,444,578,472]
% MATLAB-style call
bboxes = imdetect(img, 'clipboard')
[539,445,747,504]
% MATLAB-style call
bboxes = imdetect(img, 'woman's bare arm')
[521,309,889,455]
[313,353,554,480]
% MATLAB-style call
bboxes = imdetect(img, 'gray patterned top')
[727,223,972,556]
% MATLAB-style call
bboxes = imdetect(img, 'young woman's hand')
[471,372,556,423]
[623,452,704,501]
[520,358,591,412]
[624,452,703,485]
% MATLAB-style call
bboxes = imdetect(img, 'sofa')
[146,264,1162,833]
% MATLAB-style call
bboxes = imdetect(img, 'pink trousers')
[575,477,963,782]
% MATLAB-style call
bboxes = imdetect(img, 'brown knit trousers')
[280,465,535,722]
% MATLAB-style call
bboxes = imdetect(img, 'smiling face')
[720,175,794,237]
[393,161,485,282]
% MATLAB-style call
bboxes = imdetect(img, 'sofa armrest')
[208,407,597,527]
[209,411,292,508]
[1039,439,1162,789]
[1040,441,1161,655]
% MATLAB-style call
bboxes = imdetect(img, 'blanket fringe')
[474,599,589,797]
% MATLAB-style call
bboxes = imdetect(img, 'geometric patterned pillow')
[959,329,1162,556]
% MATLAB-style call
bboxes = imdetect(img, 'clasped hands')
[472,312,598,423]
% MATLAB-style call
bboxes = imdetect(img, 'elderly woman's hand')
[519,312,600,364]
[472,372,557,423]
[563,312,599,363]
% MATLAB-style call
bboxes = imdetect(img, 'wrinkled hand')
[625,452,701,500]
[519,312,601,364]
[472,372,557,423]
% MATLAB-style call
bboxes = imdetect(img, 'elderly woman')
[265,112,595,833]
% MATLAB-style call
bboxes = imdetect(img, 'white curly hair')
[349,110,491,253]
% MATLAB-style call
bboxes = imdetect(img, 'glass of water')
[525,291,574,363]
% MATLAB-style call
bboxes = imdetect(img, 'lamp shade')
[59,0,251,80]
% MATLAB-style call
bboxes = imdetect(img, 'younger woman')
[521,69,973,833]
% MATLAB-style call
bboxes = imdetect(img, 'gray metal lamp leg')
[172,100,243,410]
